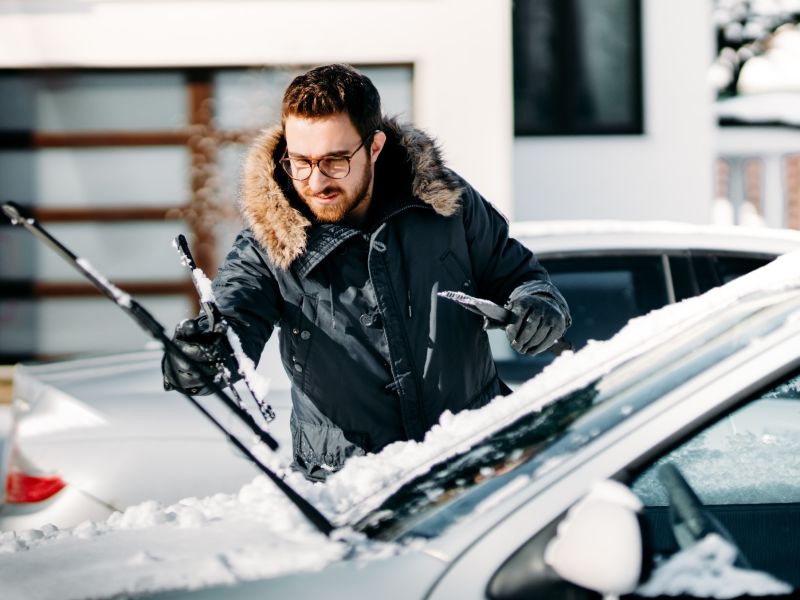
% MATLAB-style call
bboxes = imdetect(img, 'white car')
[2,221,800,532]
[0,341,292,530]
[140,247,800,599]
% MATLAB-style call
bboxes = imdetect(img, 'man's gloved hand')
[505,291,568,356]
[162,317,231,395]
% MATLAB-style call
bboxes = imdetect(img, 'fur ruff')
[240,118,463,269]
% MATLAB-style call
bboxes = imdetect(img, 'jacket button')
[294,363,303,373]
[463,280,471,289]
[292,328,300,335]
[300,330,311,340]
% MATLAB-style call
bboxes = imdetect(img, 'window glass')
[712,254,774,285]
[493,255,668,383]
[213,69,296,130]
[0,147,190,207]
[632,373,800,506]
[0,296,191,358]
[0,222,190,282]
[513,0,642,135]
[0,72,187,132]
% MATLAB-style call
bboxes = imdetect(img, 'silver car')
[2,221,800,534]
[150,248,800,599]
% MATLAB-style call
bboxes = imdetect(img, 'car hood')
[146,545,447,600]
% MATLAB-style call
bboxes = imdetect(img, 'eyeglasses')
[279,131,378,181]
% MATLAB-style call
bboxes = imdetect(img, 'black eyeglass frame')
[279,130,380,181]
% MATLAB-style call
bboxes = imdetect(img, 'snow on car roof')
[511,220,800,255]
[3,251,800,599]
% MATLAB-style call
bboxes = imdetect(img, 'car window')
[712,254,775,285]
[690,253,776,292]
[632,373,800,506]
[493,255,669,383]
[628,370,800,589]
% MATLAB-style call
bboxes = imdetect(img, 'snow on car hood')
[3,251,800,600]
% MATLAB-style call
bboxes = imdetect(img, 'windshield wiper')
[2,201,334,537]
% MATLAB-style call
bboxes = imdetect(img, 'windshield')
[355,291,800,542]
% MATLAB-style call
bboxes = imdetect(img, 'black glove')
[162,317,232,395]
[505,291,568,356]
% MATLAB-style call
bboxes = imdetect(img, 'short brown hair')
[281,64,382,139]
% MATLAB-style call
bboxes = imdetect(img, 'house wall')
[513,0,715,223]
[0,0,515,214]
[0,0,717,222]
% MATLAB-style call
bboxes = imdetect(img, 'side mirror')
[544,480,643,596]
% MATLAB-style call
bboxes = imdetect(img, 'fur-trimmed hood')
[240,118,463,269]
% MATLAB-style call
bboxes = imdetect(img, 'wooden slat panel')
[0,129,259,149]
[187,77,218,276]
[29,206,187,222]
[32,131,190,147]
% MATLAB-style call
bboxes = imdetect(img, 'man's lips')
[312,191,340,204]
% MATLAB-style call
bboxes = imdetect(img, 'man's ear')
[370,130,387,164]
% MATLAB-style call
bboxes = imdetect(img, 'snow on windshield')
[2,252,800,599]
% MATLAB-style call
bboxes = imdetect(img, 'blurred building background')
[0,0,798,361]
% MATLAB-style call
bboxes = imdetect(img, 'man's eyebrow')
[286,148,351,159]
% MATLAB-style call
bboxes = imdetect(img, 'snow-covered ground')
[3,252,800,599]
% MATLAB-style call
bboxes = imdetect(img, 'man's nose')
[306,165,330,192]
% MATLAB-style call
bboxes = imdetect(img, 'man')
[163,64,570,481]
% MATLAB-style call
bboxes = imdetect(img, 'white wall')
[0,0,514,213]
[513,0,715,223]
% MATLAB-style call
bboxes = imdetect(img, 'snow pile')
[637,534,792,597]
[0,476,397,600]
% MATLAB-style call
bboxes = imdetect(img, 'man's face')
[283,113,385,224]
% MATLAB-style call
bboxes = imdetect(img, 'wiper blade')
[2,201,334,537]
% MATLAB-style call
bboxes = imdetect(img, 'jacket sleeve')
[211,229,283,363]
[459,180,570,322]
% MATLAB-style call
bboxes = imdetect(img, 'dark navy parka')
[212,119,569,480]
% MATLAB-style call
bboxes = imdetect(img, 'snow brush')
[173,233,275,423]
[1,201,334,537]
[438,290,573,354]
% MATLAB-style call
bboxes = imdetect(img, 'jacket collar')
[240,117,464,270]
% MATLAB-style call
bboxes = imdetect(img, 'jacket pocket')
[440,249,473,291]
[290,415,367,482]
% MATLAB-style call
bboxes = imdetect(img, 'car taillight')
[5,470,66,504]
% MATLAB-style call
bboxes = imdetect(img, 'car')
[4,240,800,600]
[3,220,800,532]
[0,342,293,530]
[147,247,800,599]
[495,219,800,383]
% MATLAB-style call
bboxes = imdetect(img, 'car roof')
[511,220,800,256]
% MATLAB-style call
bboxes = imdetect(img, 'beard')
[297,164,373,224]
